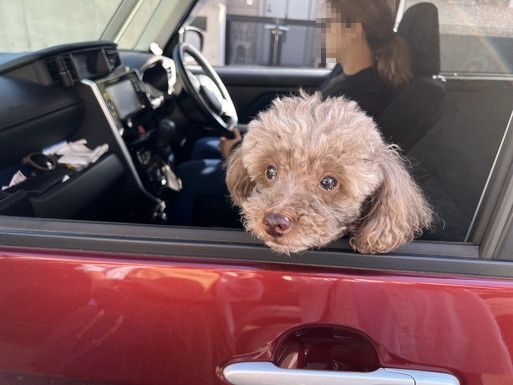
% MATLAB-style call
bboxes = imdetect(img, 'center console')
[83,68,180,222]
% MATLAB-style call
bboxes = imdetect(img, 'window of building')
[186,0,323,67]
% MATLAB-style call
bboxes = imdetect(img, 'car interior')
[0,0,512,248]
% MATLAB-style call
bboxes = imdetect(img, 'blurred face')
[321,4,361,59]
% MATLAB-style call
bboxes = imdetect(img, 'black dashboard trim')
[0,101,83,135]
[0,76,83,133]
[0,41,117,76]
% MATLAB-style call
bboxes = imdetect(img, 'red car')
[0,0,513,384]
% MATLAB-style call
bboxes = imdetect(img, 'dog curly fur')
[225,92,432,254]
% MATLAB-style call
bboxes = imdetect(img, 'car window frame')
[2,207,512,279]
[2,74,511,272]
[0,80,510,275]
[469,103,513,259]
[1,0,513,277]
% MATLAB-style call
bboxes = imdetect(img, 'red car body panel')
[1,248,512,385]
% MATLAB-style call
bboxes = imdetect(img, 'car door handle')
[223,362,460,385]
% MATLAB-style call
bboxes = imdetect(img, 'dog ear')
[225,145,254,207]
[350,147,432,254]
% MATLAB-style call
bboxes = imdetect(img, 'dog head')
[226,92,432,254]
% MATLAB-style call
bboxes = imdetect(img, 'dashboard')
[0,41,181,221]
[0,41,176,116]
[45,46,121,86]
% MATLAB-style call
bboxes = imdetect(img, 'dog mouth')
[259,230,287,245]
[253,226,300,253]
[263,236,311,254]
[256,220,349,255]
[243,208,345,254]
[264,237,296,253]
[259,226,310,254]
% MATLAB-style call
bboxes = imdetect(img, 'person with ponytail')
[170,0,413,225]
[195,0,413,160]
[320,0,412,118]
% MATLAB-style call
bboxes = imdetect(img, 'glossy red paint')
[1,248,513,385]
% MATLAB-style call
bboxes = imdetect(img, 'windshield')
[0,0,123,52]
[0,0,193,53]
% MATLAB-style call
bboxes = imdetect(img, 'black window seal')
[5,216,513,279]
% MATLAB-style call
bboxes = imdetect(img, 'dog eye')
[266,165,278,180]
[320,176,337,190]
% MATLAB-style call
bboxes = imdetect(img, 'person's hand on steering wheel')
[219,128,241,159]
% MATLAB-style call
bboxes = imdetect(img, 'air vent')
[45,55,77,87]
[63,56,77,77]
[45,58,60,83]
[105,49,121,70]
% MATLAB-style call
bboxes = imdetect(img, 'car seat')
[377,3,470,242]
[378,2,447,153]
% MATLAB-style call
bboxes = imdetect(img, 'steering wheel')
[173,43,238,133]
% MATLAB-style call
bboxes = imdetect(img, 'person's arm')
[219,128,242,159]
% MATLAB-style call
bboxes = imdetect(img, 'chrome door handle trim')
[223,362,460,385]
[385,368,460,385]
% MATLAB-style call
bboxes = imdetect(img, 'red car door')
[0,220,512,385]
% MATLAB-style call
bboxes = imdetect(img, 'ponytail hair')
[327,0,412,90]
[375,34,412,90]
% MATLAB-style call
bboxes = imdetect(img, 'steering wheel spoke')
[186,70,201,92]
[220,99,237,126]
[173,43,238,133]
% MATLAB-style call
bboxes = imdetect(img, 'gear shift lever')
[156,118,177,153]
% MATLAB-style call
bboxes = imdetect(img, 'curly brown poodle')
[225,92,432,254]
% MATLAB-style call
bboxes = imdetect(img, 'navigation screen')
[107,79,142,119]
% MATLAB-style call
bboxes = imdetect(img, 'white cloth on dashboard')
[44,139,109,171]
[1,170,27,191]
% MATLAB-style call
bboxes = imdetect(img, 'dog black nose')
[263,213,291,237]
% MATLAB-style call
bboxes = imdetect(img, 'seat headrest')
[397,2,440,77]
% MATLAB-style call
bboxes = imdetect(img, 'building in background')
[1,0,512,74]
[192,0,321,67]
[192,0,513,74]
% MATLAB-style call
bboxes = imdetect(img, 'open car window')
[179,0,513,246]
[403,0,513,76]
[0,0,511,262]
